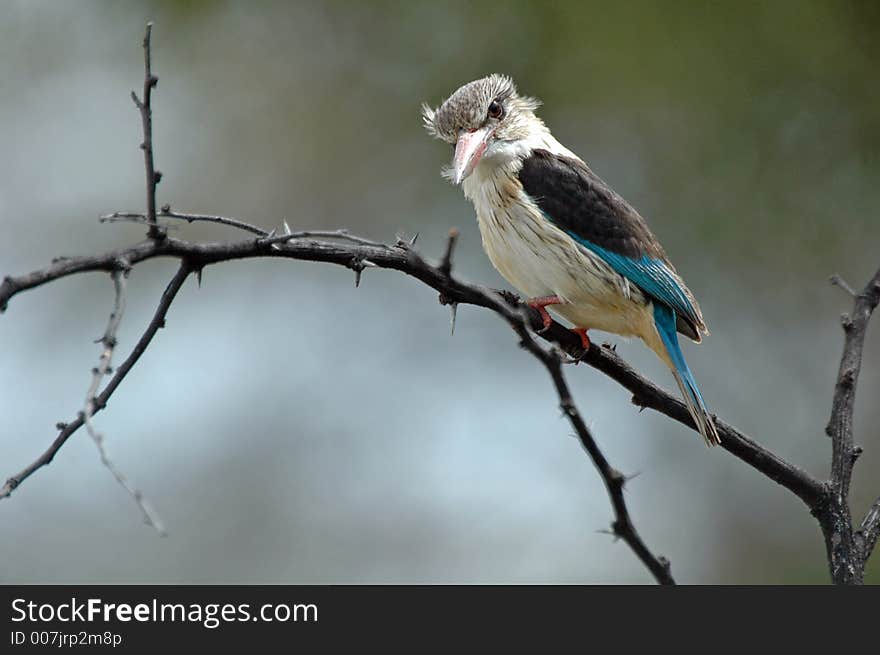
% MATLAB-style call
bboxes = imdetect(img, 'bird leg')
[525,295,591,351]
[526,295,562,332]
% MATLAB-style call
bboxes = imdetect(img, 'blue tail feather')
[652,303,719,446]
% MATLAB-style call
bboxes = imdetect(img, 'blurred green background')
[1,0,877,583]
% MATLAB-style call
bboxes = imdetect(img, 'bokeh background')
[1,0,878,584]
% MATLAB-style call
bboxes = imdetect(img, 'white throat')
[461,127,578,200]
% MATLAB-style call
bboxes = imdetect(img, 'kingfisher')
[422,74,719,446]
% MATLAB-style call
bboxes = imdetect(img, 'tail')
[652,303,720,447]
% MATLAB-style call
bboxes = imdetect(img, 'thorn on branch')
[395,232,420,250]
[348,257,376,288]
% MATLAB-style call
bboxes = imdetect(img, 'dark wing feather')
[518,149,705,340]
[518,150,665,259]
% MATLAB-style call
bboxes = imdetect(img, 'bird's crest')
[421,74,540,143]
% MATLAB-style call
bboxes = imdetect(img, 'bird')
[422,74,720,446]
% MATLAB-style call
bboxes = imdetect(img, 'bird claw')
[525,295,560,333]
[571,327,591,351]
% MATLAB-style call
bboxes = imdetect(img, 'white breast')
[462,158,653,340]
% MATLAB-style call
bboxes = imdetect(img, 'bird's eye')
[487,100,504,119]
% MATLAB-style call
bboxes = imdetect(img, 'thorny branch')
[0,262,191,501]
[1,23,878,583]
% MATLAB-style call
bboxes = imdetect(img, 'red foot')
[571,328,591,351]
[526,295,562,331]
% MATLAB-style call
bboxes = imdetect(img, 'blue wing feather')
[563,231,698,328]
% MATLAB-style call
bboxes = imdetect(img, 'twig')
[100,210,388,250]
[830,274,856,297]
[1,262,192,500]
[102,209,269,237]
[505,323,674,583]
[439,227,459,278]
[81,266,166,534]
[130,23,161,239]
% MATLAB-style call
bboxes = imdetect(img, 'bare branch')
[100,210,391,250]
[817,266,880,582]
[1,262,192,500]
[131,22,161,239]
[102,209,267,237]
[828,267,880,495]
[80,266,166,534]
[511,331,675,583]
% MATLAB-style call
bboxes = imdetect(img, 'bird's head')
[422,74,543,185]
